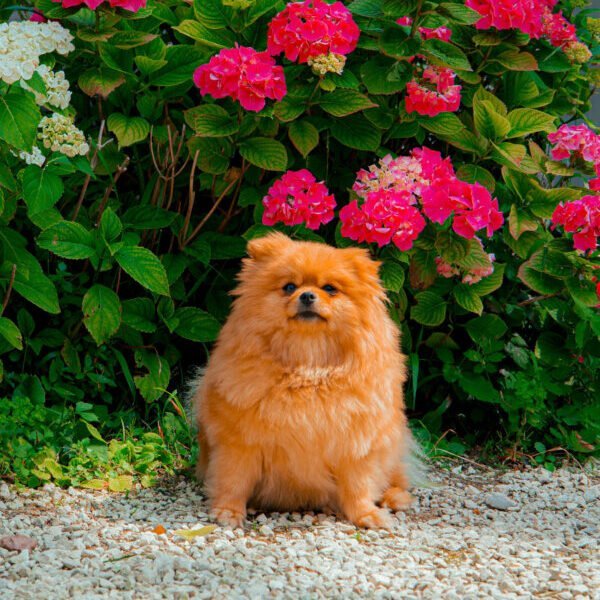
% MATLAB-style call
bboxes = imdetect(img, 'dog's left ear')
[247,232,292,261]
[343,247,381,282]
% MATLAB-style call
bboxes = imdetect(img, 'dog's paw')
[353,507,393,529]
[210,506,245,528]
[380,487,414,511]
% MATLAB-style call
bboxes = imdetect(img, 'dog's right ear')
[247,232,292,260]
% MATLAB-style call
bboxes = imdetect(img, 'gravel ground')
[0,463,598,599]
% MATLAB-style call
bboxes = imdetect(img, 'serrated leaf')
[422,39,471,71]
[466,314,507,347]
[80,479,106,490]
[506,108,556,138]
[238,137,288,171]
[439,3,480,24]
[456,164,496,192]
[107,113,150,148]
[288,120,319,158]
[330,114,382,151]
[419,112,465,137]
[188,136,232,175]
[100,208,123,243]
[517,264,563,294]
[381,261,405,292]
[348,0,383,17]
[151,46,208,87]
[0,90,41,151]
[470,263,505,296]
[473,100,511,140]
[38,221,96,259]
[83,284,122,346]
[122,206,177,230]
[173,526,217,539]
[0,317,23,350]
[111,31,157,49]
[21,166,64,216]
[173,20,235,48]
[78,68,125,98]
[84,421,106,444]
[319,89,376,117]
[411,291,447,326]
[193,0,231,28]
[508,204,538,240]
[184,105,239,137]
[122,298,156,333]
[453,285,483,315]
[174,307,221,342]
[496,50,538,71]
[115,246,170,296]
[459,373,500,403]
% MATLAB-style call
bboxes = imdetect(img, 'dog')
[191,232,415,528]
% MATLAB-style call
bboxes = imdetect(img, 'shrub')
[0,0,598,484]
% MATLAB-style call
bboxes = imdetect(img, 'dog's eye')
[282,283,297,294]
[322,284,337,295]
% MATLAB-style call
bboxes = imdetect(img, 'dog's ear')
[247,232,292,260]
[343,247,381,281]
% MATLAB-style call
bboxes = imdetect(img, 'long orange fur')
[192,232,413,528]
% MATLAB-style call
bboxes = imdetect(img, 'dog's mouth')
[293,310,326,322]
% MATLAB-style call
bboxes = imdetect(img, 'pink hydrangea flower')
[267,0,360,64]
[29,12,47,22]
[340,190,426,251]
[396,17,452,41]
[353,147,455,200]
[193,46,287,112]
[262,169,336,230]
[540,8,578,47]
[435,257,460,278]
[421,180,504,239]
[54,0,105,8]
[548,124,600,164]
[405,66,461,117]
[551,195,600,253]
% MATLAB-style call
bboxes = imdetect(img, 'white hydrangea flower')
[22,65,72,110]
[38,113,89,158]
[308,53,347,76]
[0,21,74,85]
[17,146,46,167]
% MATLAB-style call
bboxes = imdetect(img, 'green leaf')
[419,112,465,137]
[274,96,307,122]
[0,227,59,314]
[84,421,106,443]
[174,526,217,539]
[0,89,41,151]
[508,204,538,240]
[459,373,501,403]
[565,277,598,307]
[517,264,563,295]
[348,0,383,17]
[100,208,123,243]
[470,263,505,296]
[379,28,421,60]
[411,292,447,326]
[111,31,157,50]
[453,285,483,315]
[122,206,177,230]
[496,50,538,71]
[174,307,221,342]
[193,0,231,28]
[82,284,122,346]
[473,100,511,140]
[0,317,23,350]
[361,57,410,95]
[238,137,288,171]
[134,56,168,76]
[288,120,319,158]
[107,113,150,148]
[151,46,208,87]
[38,221,96,260]
[78,67,125,98]
[506,108,556,138]
[439,2,481,24]
[319,89,376,117]
[456,164,496,192]
[184,105,239,137]
[21,166,64,216]
[330,114,382,151]
[108,475,133,492]
[122,298,156,333]
[465,314,507,348]
[134,350,170,402]
[173,20,235,48]
[188,136,232,175]
[422,39,471,71]
[381,261,405,293]
[115,246,170,296]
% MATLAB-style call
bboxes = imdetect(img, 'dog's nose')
[299,291,317,306]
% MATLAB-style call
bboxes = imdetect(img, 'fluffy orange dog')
[192,232,414,528]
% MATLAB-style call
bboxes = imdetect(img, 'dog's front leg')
[205,444,261,528]
[336,457,393,529]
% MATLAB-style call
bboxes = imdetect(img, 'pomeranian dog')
[191,232,415,529]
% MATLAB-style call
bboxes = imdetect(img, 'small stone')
[484,492,519,511]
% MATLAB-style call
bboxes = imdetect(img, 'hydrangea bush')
[0,0,598,482]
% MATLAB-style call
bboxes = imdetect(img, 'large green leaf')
[422,39,471,71]
[419,113,465,137]
[453,285,483,315]
[381,261,405,293]
[411,291,447,326]
[21,166,64,217]
[122,298,156,333]
[115,246,170,296]
[361,57,410,95]
[78,68,125,98]
[0,317,23,350]
[188,136,232,174]
[184,105,239,137]
[0,90,41,151]
[288,120,319,158]
[506,108,556,138]
[193,0,231,28]
[319,89,377,117]
[174,307,221,342]
[330,114,382,151]
[473,100,511,140]
[122,206,177,230]
[151,46,208,87]
[173,20,235,48]
[465,314,507,349]
[238,137,288,171]
[82,284,122,345]
[107,113,150,148]
[37,221,96,260]
[348,0,384,17]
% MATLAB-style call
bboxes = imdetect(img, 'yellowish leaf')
[173,526,217,539]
